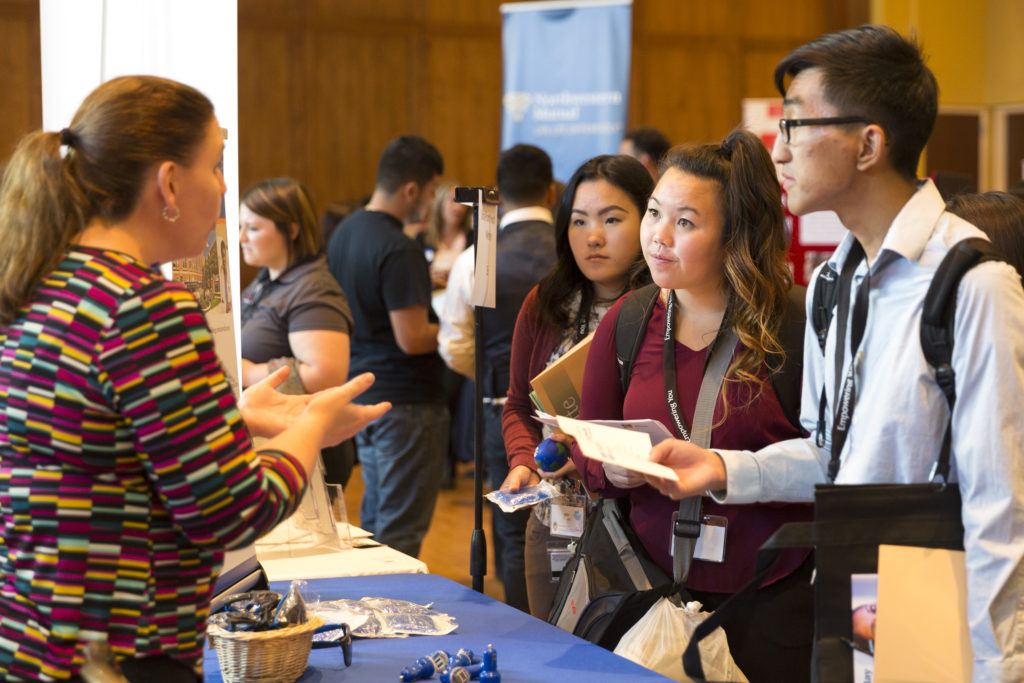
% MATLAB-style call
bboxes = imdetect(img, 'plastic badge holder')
[255,458,352,555]
[485,481,560,513]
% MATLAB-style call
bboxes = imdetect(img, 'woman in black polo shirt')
[240,177,357,482]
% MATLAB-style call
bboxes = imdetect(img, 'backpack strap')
[811,263,840,354]
[616,282,808,431]
[614,283,661,394]
[919,237,1005,483]
[768,284,807,431]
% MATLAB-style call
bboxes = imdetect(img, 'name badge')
[549,503,585,538]
[549,546,573,580]
[693,514,728,563]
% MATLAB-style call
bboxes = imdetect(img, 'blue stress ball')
[534,438,569,472]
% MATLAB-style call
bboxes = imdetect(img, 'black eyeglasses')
[777,117,873,144]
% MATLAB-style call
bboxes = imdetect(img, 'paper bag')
[874,544,972,683]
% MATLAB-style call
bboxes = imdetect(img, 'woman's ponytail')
[0,130,89,325]
[0,75,214,326]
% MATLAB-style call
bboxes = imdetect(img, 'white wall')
[39,0,242,364]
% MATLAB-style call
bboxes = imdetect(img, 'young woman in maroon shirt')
[500,154,653,619]
[574,130,814,683]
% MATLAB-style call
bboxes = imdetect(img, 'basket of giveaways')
[208,615,323,683]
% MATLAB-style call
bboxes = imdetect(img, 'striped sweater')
[0,248,307,680]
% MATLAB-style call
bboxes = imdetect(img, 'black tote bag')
[682,482,963,683]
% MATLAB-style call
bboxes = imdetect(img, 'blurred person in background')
[240,176,359,486]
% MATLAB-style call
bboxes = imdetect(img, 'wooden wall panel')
[3,0,868,207]
[743,48,798,98]
[423,0,503,25]
[237,25,295,188]
[424,35,503,187]
[0,0,41,163]
[305,33,418,205]
[741,0,830,40]
[639,1,736,36]
[634,43,744,146]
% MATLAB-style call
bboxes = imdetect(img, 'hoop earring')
[162,205,180,223]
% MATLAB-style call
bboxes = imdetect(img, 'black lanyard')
[662,290,733,442]
[572,313,590,345]
[827,242,871,481]
[663,289,737,585]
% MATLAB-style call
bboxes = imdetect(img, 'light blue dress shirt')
[715,180,1024,681]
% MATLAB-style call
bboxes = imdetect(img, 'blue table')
[204,573,670,681]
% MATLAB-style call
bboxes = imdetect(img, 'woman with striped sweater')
[0,75,389,682]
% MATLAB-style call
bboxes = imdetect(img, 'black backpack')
[614,282,807,431]
[811,237,1006,430]
[681,237,1012,682]
[546,496,670,648]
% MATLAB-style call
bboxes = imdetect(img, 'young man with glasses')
[645,25,1024,680]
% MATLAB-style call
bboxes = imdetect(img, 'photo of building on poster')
[171,207,239,397]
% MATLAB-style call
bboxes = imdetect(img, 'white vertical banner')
[470,194,500,308]
[39,0,242,381]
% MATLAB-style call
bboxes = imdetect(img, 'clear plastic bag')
[311,597,457,638]
[613,598,748,683]
[485,481,560,513]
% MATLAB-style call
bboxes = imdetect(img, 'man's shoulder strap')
[920,237,1006,409]
[614,283,661,394]
[811,262,840,354]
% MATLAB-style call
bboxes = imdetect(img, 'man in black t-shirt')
[438,144,556,612]
[326,135,446,558]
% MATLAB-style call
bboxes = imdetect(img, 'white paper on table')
[470,193,498,308]
[534,411,675,445]
[555,415,679,481]
[874,544,972,683]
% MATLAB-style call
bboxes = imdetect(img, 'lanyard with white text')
[663,289,737,583]
[828,242,871,481]
[662,290,735,444]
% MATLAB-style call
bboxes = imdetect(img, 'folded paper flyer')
[553,415,679,482]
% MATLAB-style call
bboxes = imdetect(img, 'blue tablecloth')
[203,573,670,681]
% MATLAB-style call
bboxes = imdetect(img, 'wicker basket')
[208,615,323,683]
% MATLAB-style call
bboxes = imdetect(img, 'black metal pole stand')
[453,186,500,594]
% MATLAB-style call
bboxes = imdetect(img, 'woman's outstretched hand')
[500,464,541,492]
[643,439,728,500]
[239,368,390,446]
[305,373,391,447]
[238,366,311,438]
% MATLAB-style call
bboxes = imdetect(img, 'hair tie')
[60,128,76,148]
[720,138,733,160]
